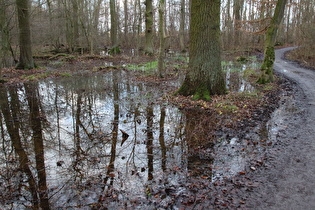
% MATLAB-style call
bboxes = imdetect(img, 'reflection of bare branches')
[25,83,51,210]
[78,119,94,141]
[126,106,140,172]
[159,106,166,171]
[0,87,40,209]
[54,84,62,152]
[98,72,120,206]
[0,115,7,157]
[146,104,154,181]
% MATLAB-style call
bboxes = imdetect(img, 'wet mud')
[241,48,315,209]
[1,48,312,209]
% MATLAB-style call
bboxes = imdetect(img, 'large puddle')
[0,60,263,209]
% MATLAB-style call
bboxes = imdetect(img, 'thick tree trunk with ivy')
[16,0,35,69]
[177,0,226,101]
[258,0,287,84]
[144,0,153,55]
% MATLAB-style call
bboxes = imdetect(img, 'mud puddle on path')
[0,59,273,209]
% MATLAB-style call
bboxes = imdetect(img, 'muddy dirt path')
[245,47,315,209]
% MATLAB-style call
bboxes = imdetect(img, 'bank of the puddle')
[0,56,280,209]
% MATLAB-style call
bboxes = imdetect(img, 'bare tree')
[233,0,244,48]
[144,0,154,55]
[179,0,186,52]
[91,0,103,54]
[109,0,120,54]
[16,0,35,69]
[158,0,166,77]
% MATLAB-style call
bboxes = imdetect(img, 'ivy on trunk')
[177,0,226,101]
[258,0,287,84]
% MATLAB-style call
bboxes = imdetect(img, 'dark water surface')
[0,62,260,209]
[1,70,188,209]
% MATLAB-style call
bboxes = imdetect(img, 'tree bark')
[144,0,154,55]
[233,0,244,48]
[177,0,226,101]
[0,2,16,68]
[124,0,129,45]
[179,0,186,52]
[109,0,120,54]
[90,0,102,54]
[158,0,165,78]
[72,0,79,52]
[258,0,287,84]
[16,0,35,69]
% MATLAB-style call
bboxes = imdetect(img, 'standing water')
[0,58,262,209]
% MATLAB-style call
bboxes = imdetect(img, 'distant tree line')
[0,0,314,68]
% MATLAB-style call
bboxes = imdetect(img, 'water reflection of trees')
[0,84,50,209]
[224,62,256,92]
[0,70,185,208]
[184,109,217,178]
[98,70,119,205]
[25,83,50,209]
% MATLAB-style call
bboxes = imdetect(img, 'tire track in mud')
[245,47,315,209]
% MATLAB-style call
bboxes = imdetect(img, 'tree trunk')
[16,0,35,69]
[72,0,79,52]
[0,2,16,68]
[109,0,119,54]
[144,0,154,55]
[258,0,287,84]
[124,0,129,46]
[158,0,165,78]
[233,0,244,48]
[179,0,186,52]
[91,0,102,54]
[177,0,226,101]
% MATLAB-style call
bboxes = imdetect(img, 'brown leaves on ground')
[169,85,280,131]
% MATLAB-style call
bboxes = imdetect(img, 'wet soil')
[1,48,314,209]
[209,47,315,209]
[160,47,315,209]
[240,47,315,209]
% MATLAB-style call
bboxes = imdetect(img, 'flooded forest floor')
[0,47,314,209]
